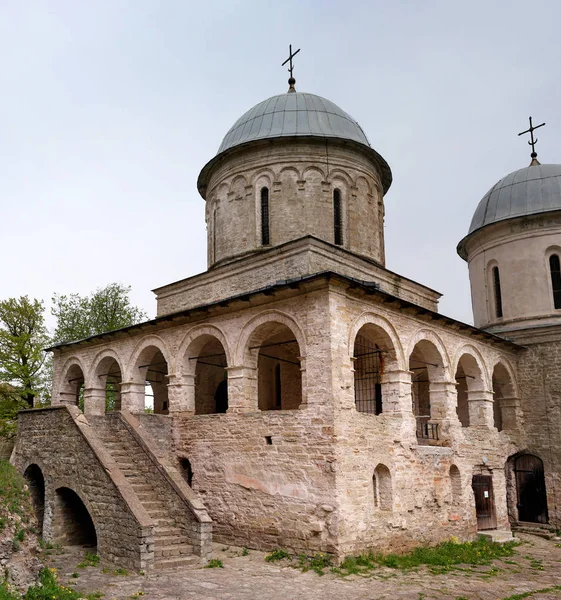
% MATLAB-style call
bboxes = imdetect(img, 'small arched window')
[373,464,392,511]
[261,187,270,246]
[549,254,561,309]
[492,266,503,318]
[333,189,343,245]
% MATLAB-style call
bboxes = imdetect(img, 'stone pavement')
[45,534,561,600]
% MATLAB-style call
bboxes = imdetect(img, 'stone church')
[13,70,561,569]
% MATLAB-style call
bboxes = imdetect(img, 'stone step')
[155,535,191,546]
[154,555,200,570]
[478,530,517,544]
[136,492,159,502]
[155,526,184,536]
[514,528,554,539]
[141,501,161,510]
[130,483,153,492]
[147,509,167,519]
[154,543,193,558]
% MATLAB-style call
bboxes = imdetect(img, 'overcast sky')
[1,0,560,330]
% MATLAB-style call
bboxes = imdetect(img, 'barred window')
[261,187,270,246]
[550,254,561,309]
[333,189,343,245]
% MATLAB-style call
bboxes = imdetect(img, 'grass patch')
[24,567,103,599]
[101,568,128,576]
[265,549,291,562]
[205,559,223,568]
[336,538,518,576]
[502,585,561,600]
[297,553,332,575]
[77,552,100,569]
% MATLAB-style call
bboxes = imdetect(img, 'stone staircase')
[511,522,559,540]
[95,418,201,569]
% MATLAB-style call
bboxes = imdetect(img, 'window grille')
[333,189,343,245]
[492,266,503,318]
[550,254,561,309]
[353,334,382,414]
[261,187,270,245]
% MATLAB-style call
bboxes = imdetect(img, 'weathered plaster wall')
[515,338,561,526]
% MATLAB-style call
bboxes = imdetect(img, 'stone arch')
[355,175,373,197]
[229,174,248,196]
[406,329,451,376]
[90,349,125,413]
[57,357,86,408]
[349,314,404,415]
[302,165,326,181]
[328,168,354,187]
[453,346,488,428]
[373,464,392,511]
[128,336,172,414]
[407,331,449,439]
[492,359,519,431]
[52,487,97,547]
[251,168,276,187]
[278,165,301,180]
[179,325,231,415]
[238,310,307,411]
[348,313,405,370]
[23,463,45,534]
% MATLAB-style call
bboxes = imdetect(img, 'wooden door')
[472,475,496,530]
[515,454,548,524]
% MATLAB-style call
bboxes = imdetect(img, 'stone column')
[467,389,494,427]
[120,381,145,414]
[428,381,460,444]
[226,366,257,413]
[166,373,193,414]
[380,369,416,441]
[83,387,106,416]
[497,397,520,430]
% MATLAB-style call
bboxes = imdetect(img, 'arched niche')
[373,464,392,511]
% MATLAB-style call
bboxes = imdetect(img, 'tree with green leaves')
[0,296,50,407]
[51,283,147,344]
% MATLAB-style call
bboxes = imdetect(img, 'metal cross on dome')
[518,116,546,158]
[282,44,301,82]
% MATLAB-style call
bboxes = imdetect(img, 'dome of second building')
[217,92,370,154]
[468,163,561,235]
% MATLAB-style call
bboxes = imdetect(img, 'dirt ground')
[44,533,561,600]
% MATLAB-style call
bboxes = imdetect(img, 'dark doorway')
[472,474,497,530]
[23,464,45,534]
[515,454,548,524]
[53,488,97,547]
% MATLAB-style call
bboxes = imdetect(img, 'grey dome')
[198,91,392,196]
[218,92,371,153]
[468,163,561,234]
